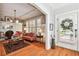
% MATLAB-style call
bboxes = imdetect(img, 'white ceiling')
[0,3,72,20]
[0,3,43,20]
[47,3,70,10]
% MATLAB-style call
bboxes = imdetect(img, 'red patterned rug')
[3,40,30,54]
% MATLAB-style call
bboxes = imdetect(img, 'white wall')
[0,21,22,33]
[55,4,79,15]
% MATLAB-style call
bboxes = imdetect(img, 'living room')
[1,3,79,56]
[0,3,46,56]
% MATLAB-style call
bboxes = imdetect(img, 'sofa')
[22,32,36,41]
[14,31,22,37]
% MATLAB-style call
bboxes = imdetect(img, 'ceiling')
[47,3,70,10]
[0,3,43,20]
[0,3,72,21]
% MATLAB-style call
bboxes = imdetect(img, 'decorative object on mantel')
[0,16,12,22]
[0,17,5,21]
[0,17,4,21]
[5,16,12,22]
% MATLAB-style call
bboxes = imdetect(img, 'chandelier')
[10,10,19,23]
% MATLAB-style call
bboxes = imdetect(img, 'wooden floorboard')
[0,41,79,56]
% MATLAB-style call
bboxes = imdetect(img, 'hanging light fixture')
[14,10,19,23]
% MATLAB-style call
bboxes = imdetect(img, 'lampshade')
[16,20,19,23]
[10,20,13,22]
[24,27,26,30]
[39,29,42,32]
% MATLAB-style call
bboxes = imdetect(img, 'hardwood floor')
[0,41,79,56]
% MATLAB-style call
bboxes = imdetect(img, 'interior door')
[56,11,78,51]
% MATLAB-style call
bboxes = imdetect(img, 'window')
[25,16,43,34]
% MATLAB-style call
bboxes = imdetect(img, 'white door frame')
[29,3,50,50]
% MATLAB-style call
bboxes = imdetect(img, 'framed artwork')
[6,16,10,21]
[50,23,53,31]
[0,17,4,21]
[0,16,12,22]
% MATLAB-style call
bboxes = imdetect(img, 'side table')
[36,35,43,43]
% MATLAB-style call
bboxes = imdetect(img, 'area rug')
[3,40,30,54]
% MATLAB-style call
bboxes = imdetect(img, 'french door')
[56,11,78,51]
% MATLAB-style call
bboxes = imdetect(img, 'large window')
[25,16,42,34]
[36,18,41,33]
[26,19,36,33]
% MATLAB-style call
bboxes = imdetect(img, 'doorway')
[29,3,47,49]
[55,10,78,51]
